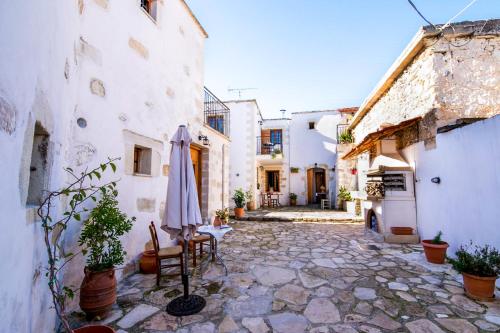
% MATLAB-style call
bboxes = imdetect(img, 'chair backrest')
[149,221,160,257]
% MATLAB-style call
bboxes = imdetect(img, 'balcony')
[204,87,230,137]
[256,136,283,164]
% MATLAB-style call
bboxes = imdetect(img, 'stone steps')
[232,215,363,223]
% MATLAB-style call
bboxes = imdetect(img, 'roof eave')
[180,0,209,38]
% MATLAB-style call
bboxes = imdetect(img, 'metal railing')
[256,136,283,155]
[204,87,230,137]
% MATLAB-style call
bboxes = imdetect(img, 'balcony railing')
[257,136,283,155]
[204,87,230,137]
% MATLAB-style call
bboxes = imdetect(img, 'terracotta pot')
[421,240,449,264]
[290,198,296,206]
[391,227,413,235]
[247,201,256,211]
[139,250,157,274]
[462,272,497,301]
[80,267,117,319]
[73,325,115,333]
[234,207,245,218]
[213,216,222,227]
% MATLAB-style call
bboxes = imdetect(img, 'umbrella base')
[166,295,206,317]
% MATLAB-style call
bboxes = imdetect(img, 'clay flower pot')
[422,240,449,264]
[391,227,413,235]
[73,325,115,333]
[462,272,497,301]
[213,216,222,227]
[247,201,256,211]
[234,207,245,218]
[139,250,157,274]
[79,267,117,319]
[290,198,297,206]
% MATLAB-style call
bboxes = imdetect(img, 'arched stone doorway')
[366,209,379,233]
[306,167,327,204]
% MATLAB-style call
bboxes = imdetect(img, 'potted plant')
[37,159,120,333]
[351,167,358,175]
[214,208,229,226]
[337,186,352,211]
[289,193,297,206]
[271,148,282,159]
[79,188,134,319]
[338,131,354,144]
[246,190,256,211]
[449,243,500,301]
[421,231,449,264]
[290,167,299,173]
[232,188,246,218]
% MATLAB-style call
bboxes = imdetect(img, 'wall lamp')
[431,177,441,184]
[198,135,210,146]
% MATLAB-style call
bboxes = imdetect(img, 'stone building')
[0,1,229,331]
[343,20,500,250]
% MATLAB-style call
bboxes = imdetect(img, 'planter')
[139,250,157,274]
[421,240,449,264]
[247,201,256,211]
[234,207,245,219]
[80,267,117,319]
[213,216,222,227]
[391,227,414,235]
[462,272,497,301]
[290,198,297,206]
[73,325,115,333]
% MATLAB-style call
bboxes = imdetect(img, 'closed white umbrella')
[162,125,205,316]
[161,125,202,239]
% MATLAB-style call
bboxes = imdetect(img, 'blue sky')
[186,0,499,118]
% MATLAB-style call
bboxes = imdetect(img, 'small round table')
[197,225,233,277]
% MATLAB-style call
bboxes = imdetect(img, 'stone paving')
[236,206,359,222]
[73,221,500,333]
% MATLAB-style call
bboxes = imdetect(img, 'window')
[269,129,282,145]
[140,0,157,21]
[207,115,225,134]
[27,123,50,206]
[134,145,152,175]
[266,170,280,192]
[309,122,315,130]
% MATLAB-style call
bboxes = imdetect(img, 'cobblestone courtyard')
[75,221,500,333]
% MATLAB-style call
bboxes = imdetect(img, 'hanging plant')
[290,167,299,173]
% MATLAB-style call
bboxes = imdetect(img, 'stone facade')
[353,21,500,148]
[0,1,228,331]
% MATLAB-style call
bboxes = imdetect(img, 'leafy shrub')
[290,167,300,173]
[449,243,500,277]
[338,186,352,201]
[289,193,297,200]
[215,208,230,223]
[432,231,445,244]
[339,131,354,144]
[232,188,246,208]
[79,189,135,272]
[245,190,253,202]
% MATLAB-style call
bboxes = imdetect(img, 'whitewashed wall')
[226,100,261,207]
[289,111,342,205]
[0,1,225,332]
[401,115,500,255]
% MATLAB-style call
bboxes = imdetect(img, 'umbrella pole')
[182,237,189,298]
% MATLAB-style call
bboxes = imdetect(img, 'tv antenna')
[227,87,257,99]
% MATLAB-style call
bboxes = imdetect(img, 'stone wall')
[353,35,500,148]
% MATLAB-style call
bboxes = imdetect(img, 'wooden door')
[190,145,202,204]
[307,169,314,204]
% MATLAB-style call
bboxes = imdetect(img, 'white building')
[0,1,229,331]
[228,105,351,208]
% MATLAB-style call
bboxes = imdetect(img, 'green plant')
[290,167,299,173]
[338,186,353,201]
[339,131,354,144]
[37,158,120,332]
[449,242,500,277]
[79,189,134,272]
[215,208,230,222]
[245,190,254,202]
[271,148,282,159]
[431,231,444,245]
[232,188,246,208]
[289,193,297,200]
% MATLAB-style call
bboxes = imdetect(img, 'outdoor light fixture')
[431,177,441,184]
[314,163,318,168]
[198,135,210,146]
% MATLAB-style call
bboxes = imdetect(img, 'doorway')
[190,145,202,205]
[307,167,326,204]
[266,170,280,192]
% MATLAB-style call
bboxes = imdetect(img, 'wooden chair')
[178,233,211,267]
[267,192,279,207]
[149,221,183,286]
